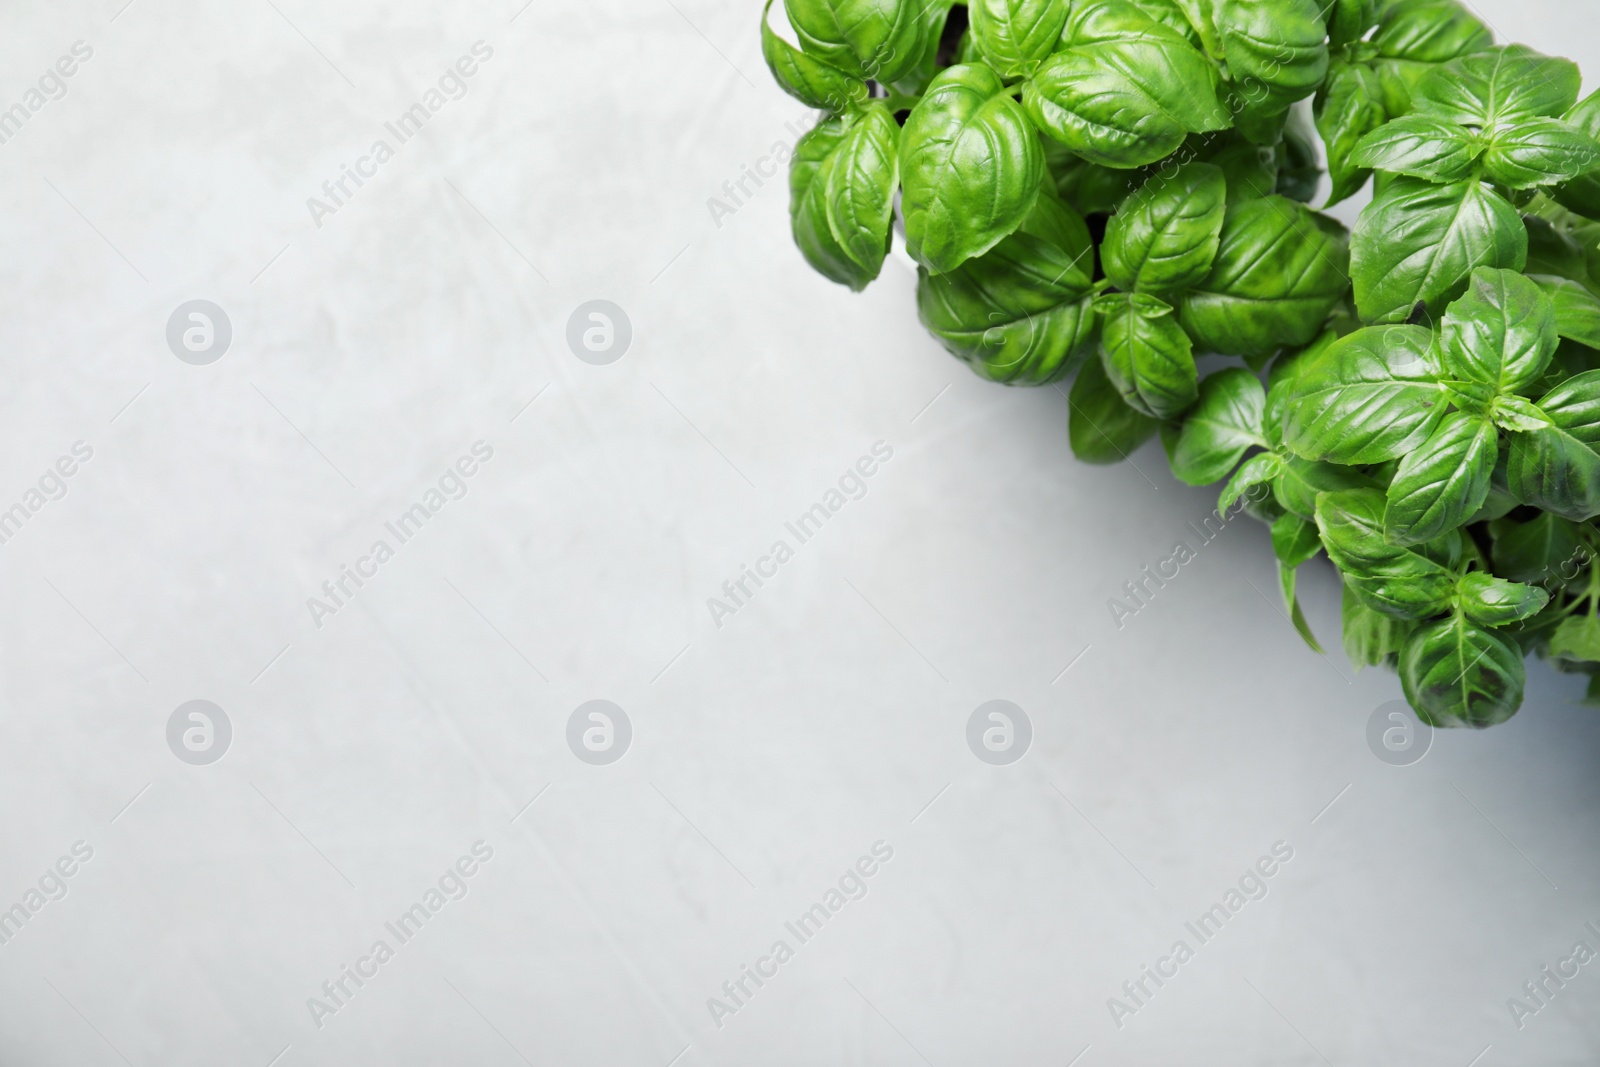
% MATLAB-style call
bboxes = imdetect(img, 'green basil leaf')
[1551,89,1600,217]
[1455,571,1551,626]
[1489,511,1586,584]
[885,0,958,97]
[1068,354,1160,463]
[1506,427,1600,521]
[1351,177,1527,323]
[918,192,1099,384]
[1126,0,1203,44]
[1492,394,1554,433]
[1327,0,1377,49]
[1530,275,1600,349]
[1315,488,1459,619]
[782,0,929,83]
[1165,367,1267,485]
[901,64,1045,273]
[1505,371,1600,520]
[1102,162,1227,293]
[1549,615,1600,664]
[1023,0,1227,169]
[1273,455,1377,520]
[1342,580,1413,668]
[1531,368,1600,445]
[823,103,900,279]
[1281,325,1448,463]
[1273,511,1323,567]
[968,0,1069,79]
[1369,0,1493,116]
[1440,267,1558,393]
[1400,615,1526,727]
[1211,0,1328,113]
[761,0,869,112]
[1316,61,1388,207]
[1481,118,1600,190]
[1218,450,1284,513]
[1371,0,1491,64]
[1178,197,1351,360]
[790,119,878,290]
[1382,412,1497,545]
[1413,45,1582,126]
[1350,115,1481,182]
[1097,292,1198,419]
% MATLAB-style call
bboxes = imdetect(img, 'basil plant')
[763,0,1600,730]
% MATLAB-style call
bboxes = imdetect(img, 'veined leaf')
[1097,292,1198,419]
[1281,326,1447,464]
[1400,615,1526,728]
[901,64,1045,273]
[1351,177,1527,323]
[1165,367,1266,485]
[1102,162,1227,293]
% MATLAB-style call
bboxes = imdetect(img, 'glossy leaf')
[1439,267,1558,393]
[1327,0,1377,49]
[1166,367,1267,485]
[761,0,869,112]
[1178,197,1351,360]
[1369,0,1493,116]
[1383,412,1497,546]
[1370,0,1492,64]
[1273,511,1322,568]
[901,64,1045,273]
[1456,571,1550,626]
[1068,355,1160,463]
[1098,292,1198,419]
[1552,89,1600,217]
[783,0,928,83]
[1316,61,1389,207]
[1212,0,1329,113]
[1315,489,1459,619]
[968,0,1068,79]
[824,104,900,279]
[1281,325,1447,464]
[1350,177,1527,323]
[1342,580,1413,668]
[1102,162,1227,293]
[1218,450,1284,514]
[1506,370,1600,520]
[1491,394,1553,433]
[1272,455,1377,521]
[790,119,878,290]
[1023,0,1227,169]
[1350,115,1481,182]
[1481,118,1600,190]
[918,192,1098,384]
[1531,275,1600,349]
[1400,615,1526,728]
[1413,45,1582,126]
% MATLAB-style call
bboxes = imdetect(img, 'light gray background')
[1,0,1597,1064]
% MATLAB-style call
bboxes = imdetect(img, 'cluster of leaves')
[762,0,1600,729]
